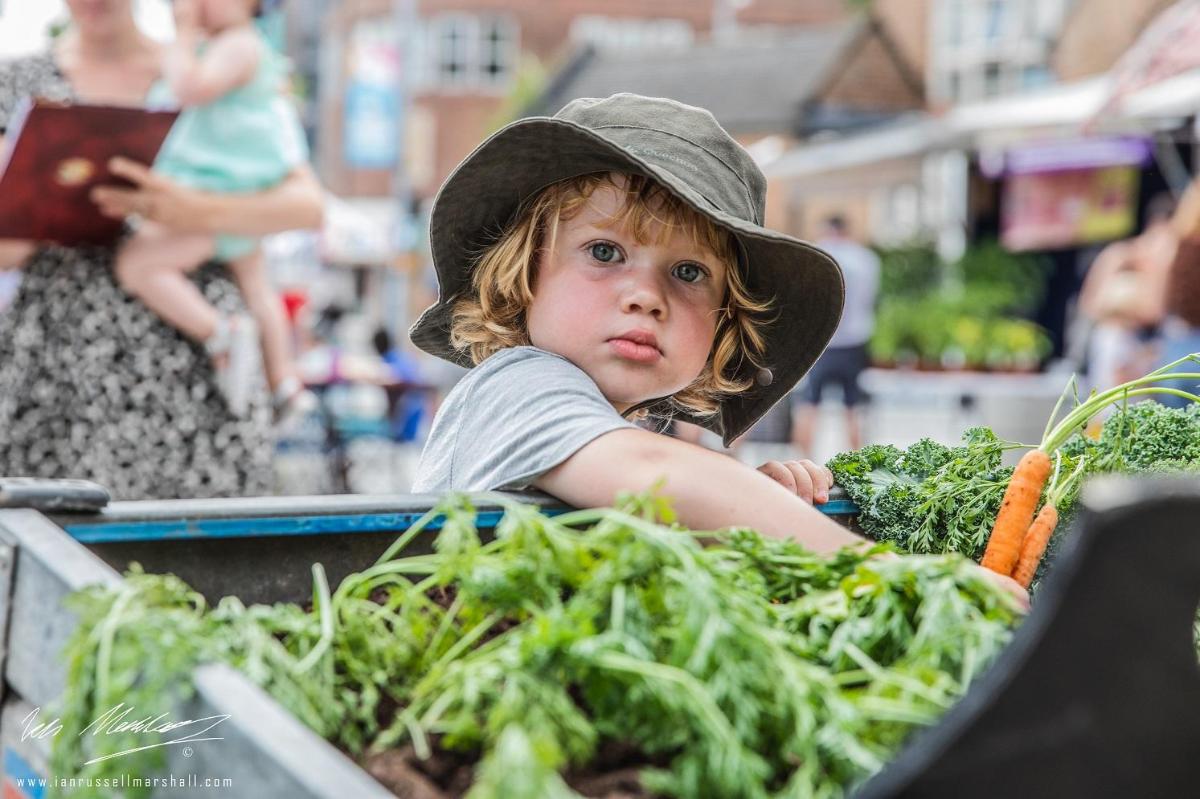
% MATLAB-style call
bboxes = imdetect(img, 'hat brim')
[410,117,845,447]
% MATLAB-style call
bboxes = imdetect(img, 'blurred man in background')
[1077,194,1177,399]
[792,214,880,455]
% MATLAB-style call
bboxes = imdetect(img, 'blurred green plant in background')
[869,241,1052,371]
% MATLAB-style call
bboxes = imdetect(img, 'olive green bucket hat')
[410,93,845,447]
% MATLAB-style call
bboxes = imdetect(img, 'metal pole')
[388,0,417,344]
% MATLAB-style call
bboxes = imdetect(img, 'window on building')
[435,15,470,85]
[983,0,1006,42]
[423,14,519,91]
[983,61,1003,95]
[946,0,964,46]
[479,17,516,84]
[948,71,962,103]
[931,0,1068,104]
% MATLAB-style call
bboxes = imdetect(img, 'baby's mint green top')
[148,31,308,194]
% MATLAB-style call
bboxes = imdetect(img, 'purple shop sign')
[980,136,1153,177]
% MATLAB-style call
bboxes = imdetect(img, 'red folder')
[0,99,179,246]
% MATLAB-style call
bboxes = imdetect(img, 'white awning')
[766,69,1200,181]
[1121,68,1200,120]
[763,117,942,178]
[945,76,1110,149]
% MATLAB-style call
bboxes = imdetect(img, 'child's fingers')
[782,461,818,503]
[972,566,1031,612]
[788,459,828,503]
[757,461,798,494]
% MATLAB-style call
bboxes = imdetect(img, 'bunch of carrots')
[982,354,1200,588]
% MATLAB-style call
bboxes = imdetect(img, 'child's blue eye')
[673,263,705,283]
[590,242,618,263]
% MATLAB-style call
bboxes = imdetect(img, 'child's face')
[526,180,729,412]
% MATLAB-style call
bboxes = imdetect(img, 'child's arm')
[93,159,324,235]
[164,0,260,107]
[538,427,1031,608]
[535,427,866,554]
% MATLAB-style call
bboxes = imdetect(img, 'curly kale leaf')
[1057,401,1200,478]
[1099,401,1200,469]
[895,438,953,480]
[829,429,1012,559]
[827,444,908,507]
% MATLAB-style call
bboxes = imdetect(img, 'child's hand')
[756,459,833,504]
[873,552,1030,612]
[972,565,1031,612]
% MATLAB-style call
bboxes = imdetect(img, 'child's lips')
[608,337,662,364]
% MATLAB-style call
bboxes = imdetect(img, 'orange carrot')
[980,449,1052,577]
[1011,503,1058,589]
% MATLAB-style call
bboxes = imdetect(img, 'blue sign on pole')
[344,81,401,169]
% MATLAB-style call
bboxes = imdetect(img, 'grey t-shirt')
[411,346,638,493]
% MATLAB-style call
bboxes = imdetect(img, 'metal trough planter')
[0,478,1196,798]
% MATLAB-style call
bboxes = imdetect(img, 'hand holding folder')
[0,99,178,246]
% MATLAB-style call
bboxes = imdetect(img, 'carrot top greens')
[52,495,1021,799]
[830,357,1200,573]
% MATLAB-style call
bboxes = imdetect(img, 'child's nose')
[620,273,667,319]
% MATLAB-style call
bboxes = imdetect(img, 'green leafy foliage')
[832,402,1199,578]
[52,497,1022,799]
[1059,401,1200,474]
[869,241,1052,369]
[828,428,1016,559]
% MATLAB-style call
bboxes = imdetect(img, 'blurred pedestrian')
[1154,178,1200,407]
[0,0,324,499]
[112,0,318,424]
[1077,195,1176,393]
[791,214,879,455]
[372,326,428,443]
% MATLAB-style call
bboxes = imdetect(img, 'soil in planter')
[364,739,658,799]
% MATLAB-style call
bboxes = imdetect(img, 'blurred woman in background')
[1155,177,1200,407]
[0,0,323,498]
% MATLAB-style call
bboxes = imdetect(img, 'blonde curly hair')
[450,172,773,419]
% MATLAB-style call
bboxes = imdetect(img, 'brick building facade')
[304,0,924,201]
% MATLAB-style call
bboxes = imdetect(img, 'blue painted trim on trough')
[820,499,859,516]
[63,501,859,544]
[64,510,511,544]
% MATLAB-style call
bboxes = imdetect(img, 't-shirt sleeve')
[434,349,638,492]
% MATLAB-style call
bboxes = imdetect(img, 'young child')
[113,0,316,422]
[409,93,1026,601]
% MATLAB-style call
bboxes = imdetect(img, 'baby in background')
[114,0,316,422]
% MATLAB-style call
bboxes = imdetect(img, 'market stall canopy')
[764,68,1200,180]
[1120,67,1200,121]
[1087,0,1200,125]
